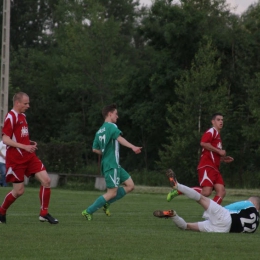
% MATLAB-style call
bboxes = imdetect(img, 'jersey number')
[240,213,258,233]
[99,135,106,151]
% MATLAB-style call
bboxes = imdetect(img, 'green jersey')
[93,122,122,173]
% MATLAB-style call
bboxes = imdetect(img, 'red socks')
[0,192,17,215]
[0,187,51,216]
[213,195,223,205]
[39,186,51,216]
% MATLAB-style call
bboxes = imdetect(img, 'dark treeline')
[1,0,260,187]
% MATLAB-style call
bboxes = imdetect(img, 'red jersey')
[197,127,222,171]
[2,109,33,164]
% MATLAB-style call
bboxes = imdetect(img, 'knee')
[105,190,117,201]
[111,190,118,198]
[215,185,226,198]
[35,171,51,188]
[201,190,212,197]
[125,183,134,193]
[219,189,226,198]
[41,177,51,188]
[13,188,25,198]
[129,184,134,192]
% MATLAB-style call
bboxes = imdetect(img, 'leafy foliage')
[158,38,229,185]
[1,0,260,187]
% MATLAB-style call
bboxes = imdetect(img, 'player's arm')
[92,136,102,155]
[200,142,226,157]
[2,134,36,153]
[221,156,234,163]
[93,149,102,155]
[117,136,142,154]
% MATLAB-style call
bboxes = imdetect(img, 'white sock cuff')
[177,184,201,201]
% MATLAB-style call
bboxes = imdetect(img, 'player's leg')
[102,168,133,216]
[159,199,230,232]
[35,170,58,224]
[186,223,200,231]
[27,155,58,224]
[155,169,216,232]
[0,182,24,223]
[0,164,26,223]
[81,187,116,220]
[212,173,226,204]
[101,179,131,216]
[198,167,225,205]
[200,170,225,204]
[153,209,198,231]
[82,169,119,220]
[154,176,210,231]
[122,177,134,193]
[34,170,51,216]
[165,169,211,210]
[121,167,134,194]
[201,186,213,197]
[106,168,133,203]
[177,183,211,212]
[167,187,202,202]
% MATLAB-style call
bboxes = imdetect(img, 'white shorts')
[198,200,232,233]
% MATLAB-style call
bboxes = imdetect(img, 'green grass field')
[0,186,260,260]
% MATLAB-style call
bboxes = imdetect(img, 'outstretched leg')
[154,169,212,231]
[166,169,211,210]
[167,187,202,202]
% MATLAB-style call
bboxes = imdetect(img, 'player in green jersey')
[82,104,142,220]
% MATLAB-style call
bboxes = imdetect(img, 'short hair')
[211,113,223,120]
[102,104,117,119]
[13,92,28,104]
[250,196,260,210]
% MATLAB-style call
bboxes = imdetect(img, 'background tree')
[1,0,260,186]
[158,38,229,185]
[117,0,235,170]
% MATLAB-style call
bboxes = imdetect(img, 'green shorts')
[104,167,131,189]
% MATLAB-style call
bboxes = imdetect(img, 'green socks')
[87,195,106,214]
[86,187,127,214]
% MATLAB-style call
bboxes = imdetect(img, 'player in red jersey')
[197,113,233,204]
[167,113,233,205]
[0,92,58,224]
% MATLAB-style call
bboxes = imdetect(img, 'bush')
[130,169,169,186]
[36,140,86,173]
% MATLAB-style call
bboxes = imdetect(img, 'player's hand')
[30,140,38,146]
[218,150,226,157]
[132,146,142,154]
[24,144,38,153]
[223,156,234,163]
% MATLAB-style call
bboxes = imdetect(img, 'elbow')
[2,135,8,145]
[93,149,101,155]
[200,142,207,148]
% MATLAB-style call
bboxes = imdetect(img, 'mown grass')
[0,186,260,260]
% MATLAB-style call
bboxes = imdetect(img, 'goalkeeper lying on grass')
[153,169,259,233]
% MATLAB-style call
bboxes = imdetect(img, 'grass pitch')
[0,186,260,260]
